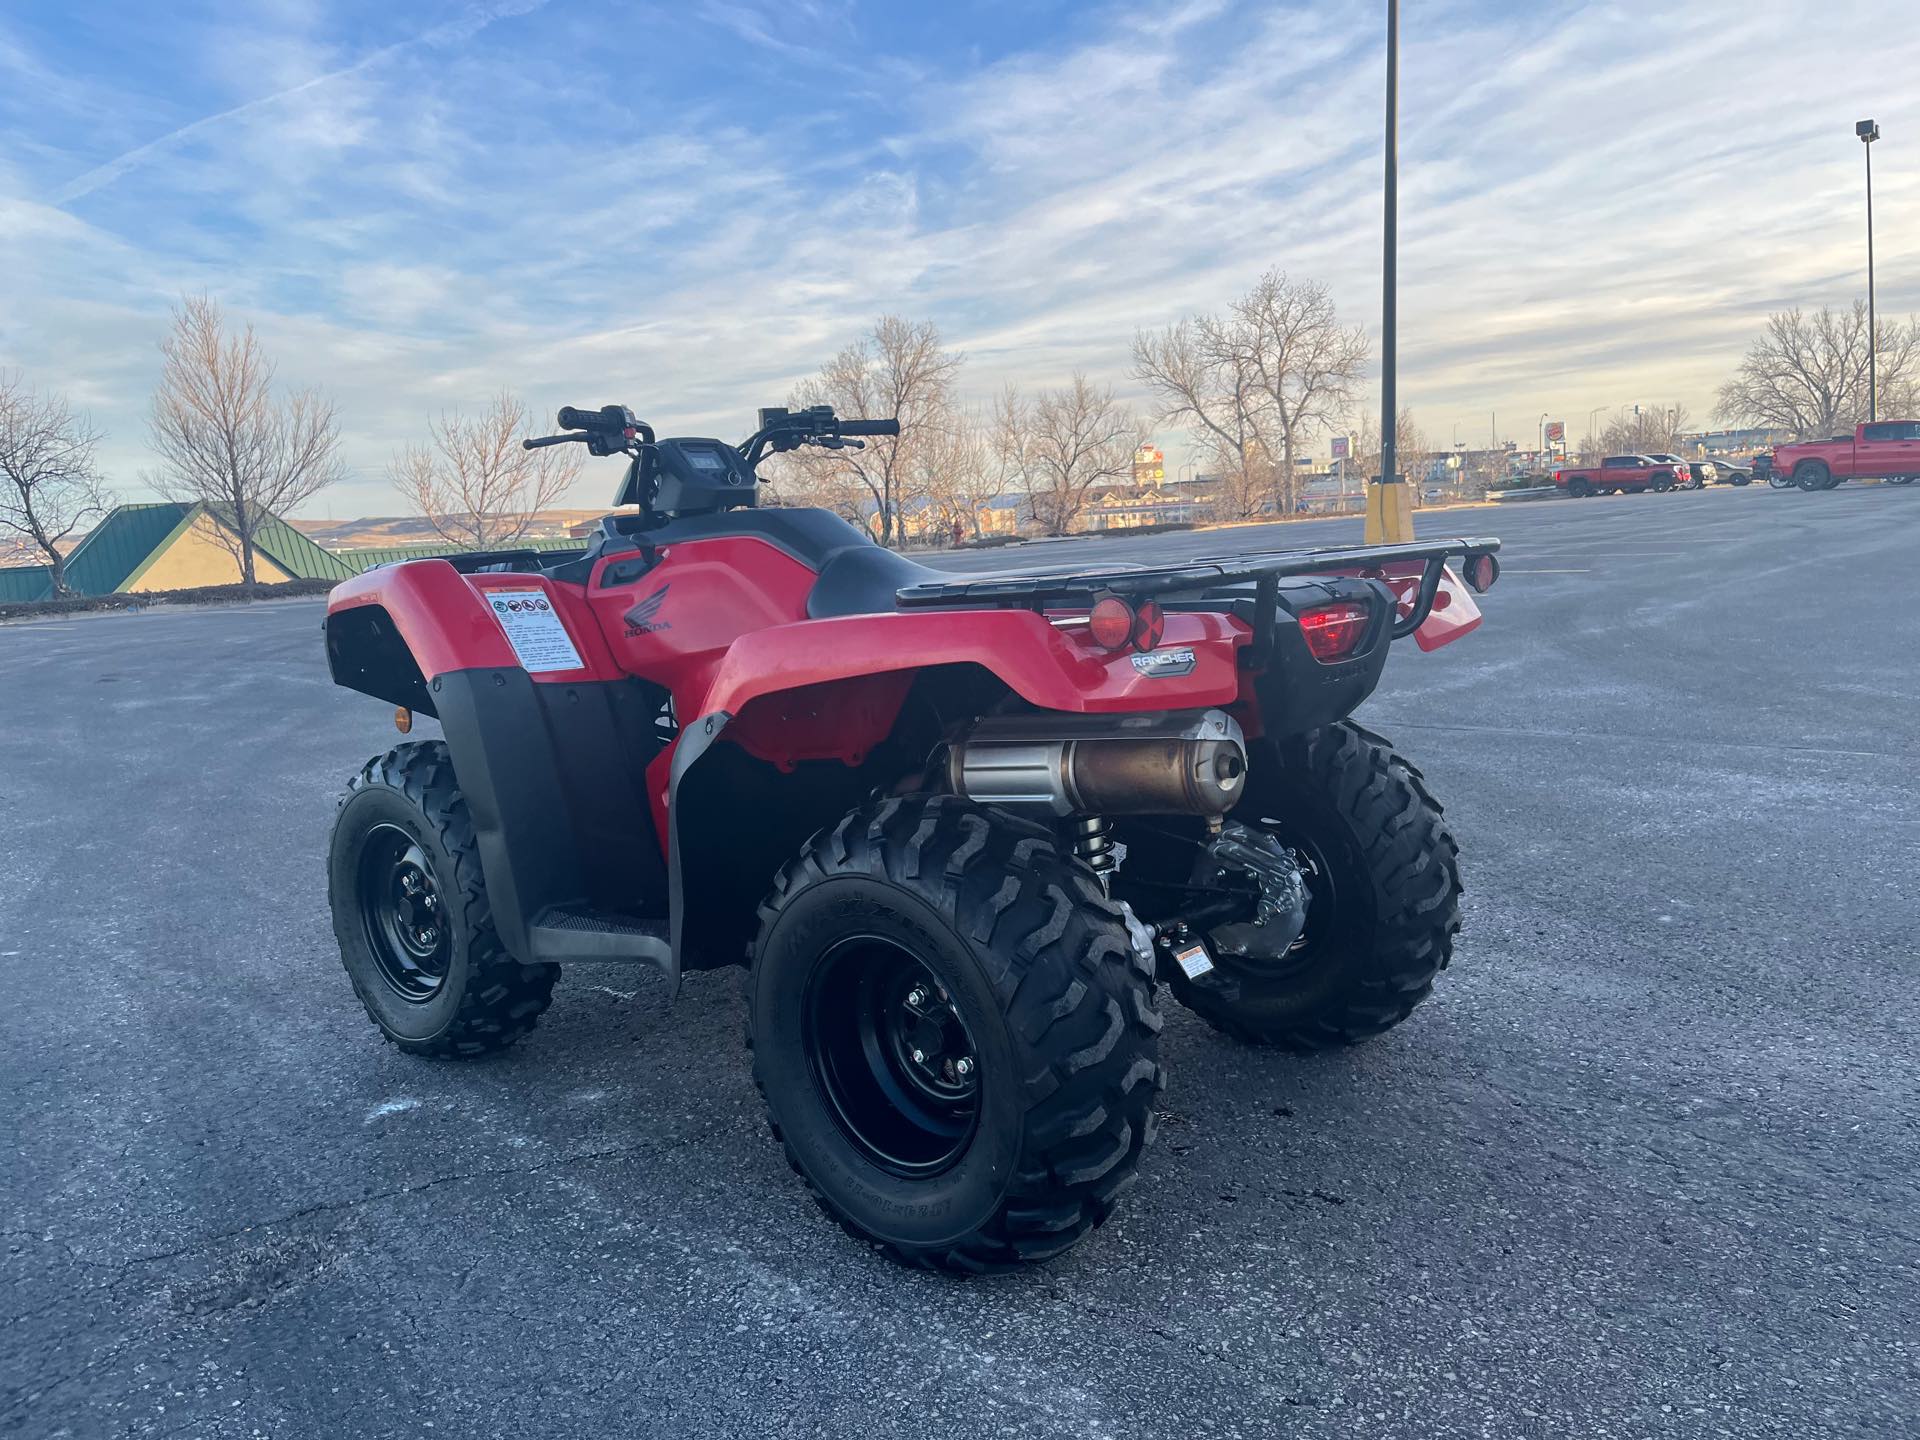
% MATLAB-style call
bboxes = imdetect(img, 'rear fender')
[1381,564,1483,652]
[694,608,1246,723]
[662,609,1247,975]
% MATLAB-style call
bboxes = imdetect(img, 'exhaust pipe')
[948,709,1247,818]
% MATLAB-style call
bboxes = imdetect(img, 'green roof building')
[0,501,358,601]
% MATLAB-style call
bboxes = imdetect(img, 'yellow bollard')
[1364,478,1415,545]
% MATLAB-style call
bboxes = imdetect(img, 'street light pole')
[1366,0,1407,544]
[1858,119,1880,421]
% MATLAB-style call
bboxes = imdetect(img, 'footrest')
[527,908,671,968]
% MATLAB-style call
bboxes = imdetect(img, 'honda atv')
[323,403,1502,1272]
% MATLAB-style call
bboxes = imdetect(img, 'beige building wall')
[127,512,293,592]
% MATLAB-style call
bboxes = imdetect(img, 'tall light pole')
[1858,119,1880,421]
[1366,0,1407,544]
[1538,412,1548,460]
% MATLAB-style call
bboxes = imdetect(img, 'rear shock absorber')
[1071,816,1118,890]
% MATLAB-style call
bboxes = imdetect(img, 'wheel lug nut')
[907,987,928,1007]
[910,1048,927,1065]
[955,1057,974,1077]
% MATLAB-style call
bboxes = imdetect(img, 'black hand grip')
[838,419,900,437]
[556,406,601,430]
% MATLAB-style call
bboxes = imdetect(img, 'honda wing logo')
[1130,648,1197,677]
[623,583,671,636]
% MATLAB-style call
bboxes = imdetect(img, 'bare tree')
[1131,316,1269,520]
[1134,272,1367,518]
[1716,303,1920,439]
[0,372,113,596]
[1009,374,1144,536]
[390,391,582,550]
[147,296,346,587]
[781,316,963,546]
[914,410,999,543]
[1346,404,1428,509]
[765,456,875,533]
[1234,271,1370,511]
[1596,402,1691,457]
[987,383,1033,520]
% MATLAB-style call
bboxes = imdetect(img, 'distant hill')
[289,510,614,551]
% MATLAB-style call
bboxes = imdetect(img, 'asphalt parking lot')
[4,484,1917,1438]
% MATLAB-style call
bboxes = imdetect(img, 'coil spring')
[1072,816,1117,889]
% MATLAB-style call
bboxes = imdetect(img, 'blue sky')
[2,0,1917,515]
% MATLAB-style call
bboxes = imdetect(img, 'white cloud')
[1,0,1916,515]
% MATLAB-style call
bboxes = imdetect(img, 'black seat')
[806,543,947,619]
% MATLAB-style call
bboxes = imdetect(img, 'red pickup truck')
[1551,454,1688,498]
[1774,421,1920,490]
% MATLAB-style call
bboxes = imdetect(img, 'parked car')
[1772,421,1920,490]
[1551,454,1687,497]
[1707,459,1753,486]
[1647,453,1711,489]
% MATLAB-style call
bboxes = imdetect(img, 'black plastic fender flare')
[665,709,734,987]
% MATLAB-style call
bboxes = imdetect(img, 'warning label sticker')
[484,589,583,674]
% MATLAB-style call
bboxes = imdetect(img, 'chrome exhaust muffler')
[947,709,1247,818]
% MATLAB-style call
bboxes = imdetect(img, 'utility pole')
[1858,119,1880,421]
[1366,0,1409,544]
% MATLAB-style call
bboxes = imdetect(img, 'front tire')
[1794,461,1830,491]
[1167,722,1462,1051]
[748,796,1162,1272]
[328,742,558,1056]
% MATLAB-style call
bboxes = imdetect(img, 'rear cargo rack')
[894,535,1502,665]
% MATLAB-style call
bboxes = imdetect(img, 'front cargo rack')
[893,535,1502,665]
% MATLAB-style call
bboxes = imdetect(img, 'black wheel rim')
[357,823,452,1002]
[802,937,980,1177]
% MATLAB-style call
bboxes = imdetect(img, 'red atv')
[324,403,1501,1271]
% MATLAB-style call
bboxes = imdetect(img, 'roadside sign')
[1331,436,1350,460]
[1545,421,1565,443]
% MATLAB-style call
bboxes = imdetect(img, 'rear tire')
[1567,478,1593,498]
[748,795,1163,1273]
[328,742,558,1057]
[1166,722,1462,1051]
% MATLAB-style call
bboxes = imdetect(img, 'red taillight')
[1297,602,1372,663]
[1132,600,1165,650]
[1086,595,1167,651]
[1088,595,1136,650]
